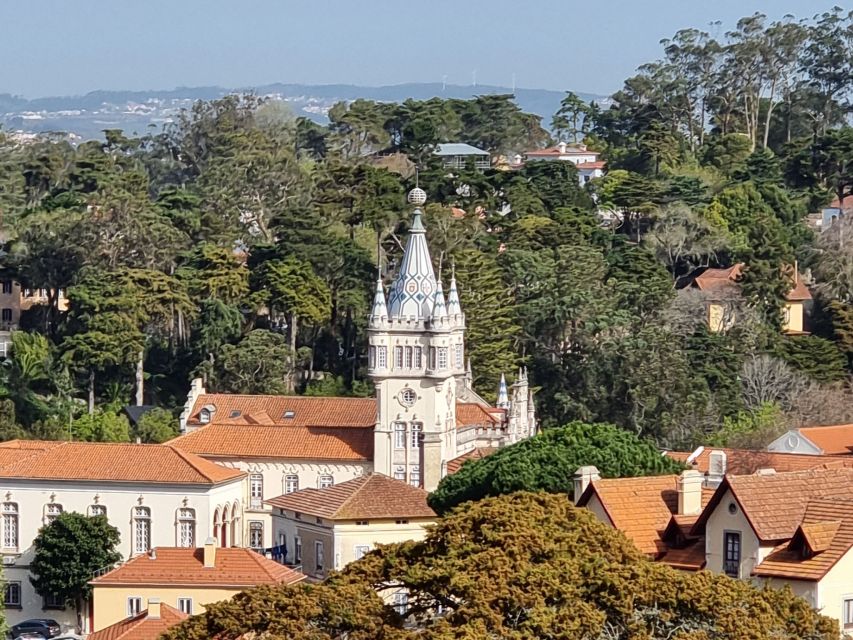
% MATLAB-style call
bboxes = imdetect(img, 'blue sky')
[0,0,839,97]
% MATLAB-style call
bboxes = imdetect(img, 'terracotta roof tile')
[0,442,243,485]
[668,447,853,474]
[266,473,436,520]
[661,540,706,571]
[170,425,374,460]
[456,403,500,427]
[524,145,600,157]
[577,476,713,556]
[691,264,811,301]
[187,394,376,428]
[446,447,499,475]
[753,498,853,580]
[91,547,305,587]
[796,424,853,454]
[88,604,187,640]
[695,468,853,542]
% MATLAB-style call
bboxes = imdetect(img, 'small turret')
[497,373,510,408]
[368,278,388,328]
[430,279,448,326]
[446,271,464,327]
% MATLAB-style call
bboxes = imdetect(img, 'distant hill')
[0,82,609,140]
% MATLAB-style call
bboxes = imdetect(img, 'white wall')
[703,488,770,579]
[766,431,822,455]
[1,477,243,632]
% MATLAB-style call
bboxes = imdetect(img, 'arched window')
[221,504,230,547]
[177,508,195,548]
[2,503,18,550]
[213,508,221,544]
[88,504,107,518]
[249,521,263,550]
[133,507,151,554]
[44,503,63,525]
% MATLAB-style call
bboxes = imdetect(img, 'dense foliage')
[29,512,122,616]
[1,10,853,450]
[428,421,685,513]
[164,492,837,640]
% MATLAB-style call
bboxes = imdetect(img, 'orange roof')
[576,161,606,170]
[456,403,500,427]
[796,424,853,454]
[668,447,853,474]
[91,547,305,587]
[525,145,599,157]
[577,475,713,556]
[691,264,811,301]
[446,447,499,475]
[660,540,706,571]
[88,604,187,640]
[187,394,376,428]
[753,499,853,580]
[0,441,243,485]
[170,425,374,461]
[694,468,853,542]
[266,473,436,520]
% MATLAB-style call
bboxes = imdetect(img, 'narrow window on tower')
[405,346,413,368]
[394,346,403,369]
[438,347,448,370]
[455,344,463,369]
[377,346,387,369]
[413,346,423,368]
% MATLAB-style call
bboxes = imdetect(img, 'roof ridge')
[243,546,279,580]
[330,473,375,518]
[167,445,228,483]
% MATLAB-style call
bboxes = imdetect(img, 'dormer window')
[283,411,295,419]
[199,407,212,424]
[229,410,241,418]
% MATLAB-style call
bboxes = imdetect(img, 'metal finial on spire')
[408,187,427,206]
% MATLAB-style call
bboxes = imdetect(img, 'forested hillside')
[0,9,851,449]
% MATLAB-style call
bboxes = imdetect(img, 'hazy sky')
[0,0,839,98]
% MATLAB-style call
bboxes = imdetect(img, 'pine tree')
[453,248,521,402]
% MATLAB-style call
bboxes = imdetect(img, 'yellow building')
[89,540,305,631]
[689,263,811,334]
[266,473,437,581]
[0,280,69,356]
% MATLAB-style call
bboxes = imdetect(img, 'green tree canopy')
[164,492,837,640]
[30,512,122,618]
[427,421,685,514]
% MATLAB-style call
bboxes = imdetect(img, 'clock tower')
[368,188,466,491]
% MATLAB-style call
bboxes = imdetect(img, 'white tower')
[368,188,466,491]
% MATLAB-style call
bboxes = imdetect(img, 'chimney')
[572,466,600,503]
[203,536,217,568]
[558,141,567,154]
[147,598,161,619]
[677,470,704,516]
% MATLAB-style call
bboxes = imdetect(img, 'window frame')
[295,536,302,563]
[3,502,18,550]
[437,347,448,370]
[394,345,403,369]
[127,596,142,617]
[250,473,264,509]
[377,346,387,369]
[249,521,264,550]
[844,597,853,630]
[409,466,420,488]
[177,508,196,548]
[43,592,65,610]
[315,540,325,572]
[3,581,21,608]
[284,474,299,494]
[133,506,152,554]
[177,598,193,615]
[319,474,334,489]
[354,545,371,560]
[413,346,422,369]
[393,422,406,449]
[404,346,413,368]
[88,504,107,518]
[44,503,63,525]
[410,423,422,449]
[723,530,741,578]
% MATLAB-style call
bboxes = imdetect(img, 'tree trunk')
[88,370,95,415]
[135,351,144,406]
[762,80,777,149]
[288,313,298,393]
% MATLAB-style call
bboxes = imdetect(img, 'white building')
[433,143,490,171]
[0,440,245,633]
[523,142,605,184]
[171,188,536,546]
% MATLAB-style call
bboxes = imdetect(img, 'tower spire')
[387,187,439,321]
[497,373,509,408]
[446,261,463,318]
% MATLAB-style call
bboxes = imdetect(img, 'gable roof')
[0,441,243,485]
[576,475,714,556]
[266,473,436,521]
[88,604,187,640]
[690,264,811,301]
[752,498,853,581]
[524,145,599,158]
[667,447,853,475]
[795,424,853,455]
[170,425,374,461]
[693,468,853,542]
[91,547,305,587]
[186,394,376,429]
[456,403,501,427]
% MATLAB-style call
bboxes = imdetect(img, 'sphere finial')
[407,187,427,206]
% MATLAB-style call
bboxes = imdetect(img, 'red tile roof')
[266,473,436,520]
[446,447,499,475]
[753,498,853,580]
[91,547,305,587]
[576,161,606,170]
[88,604,187,640]
[660,540,706,571]
[187,394,376,428]
[667,447,853,474]
[170,425,374,461]
[691,264,811,301]
[795,424,853,455]
[693,468,853,542]
[525,145,600,158]
[456,403,500,427]
[0,441,243,485]
[577,475,713,556]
